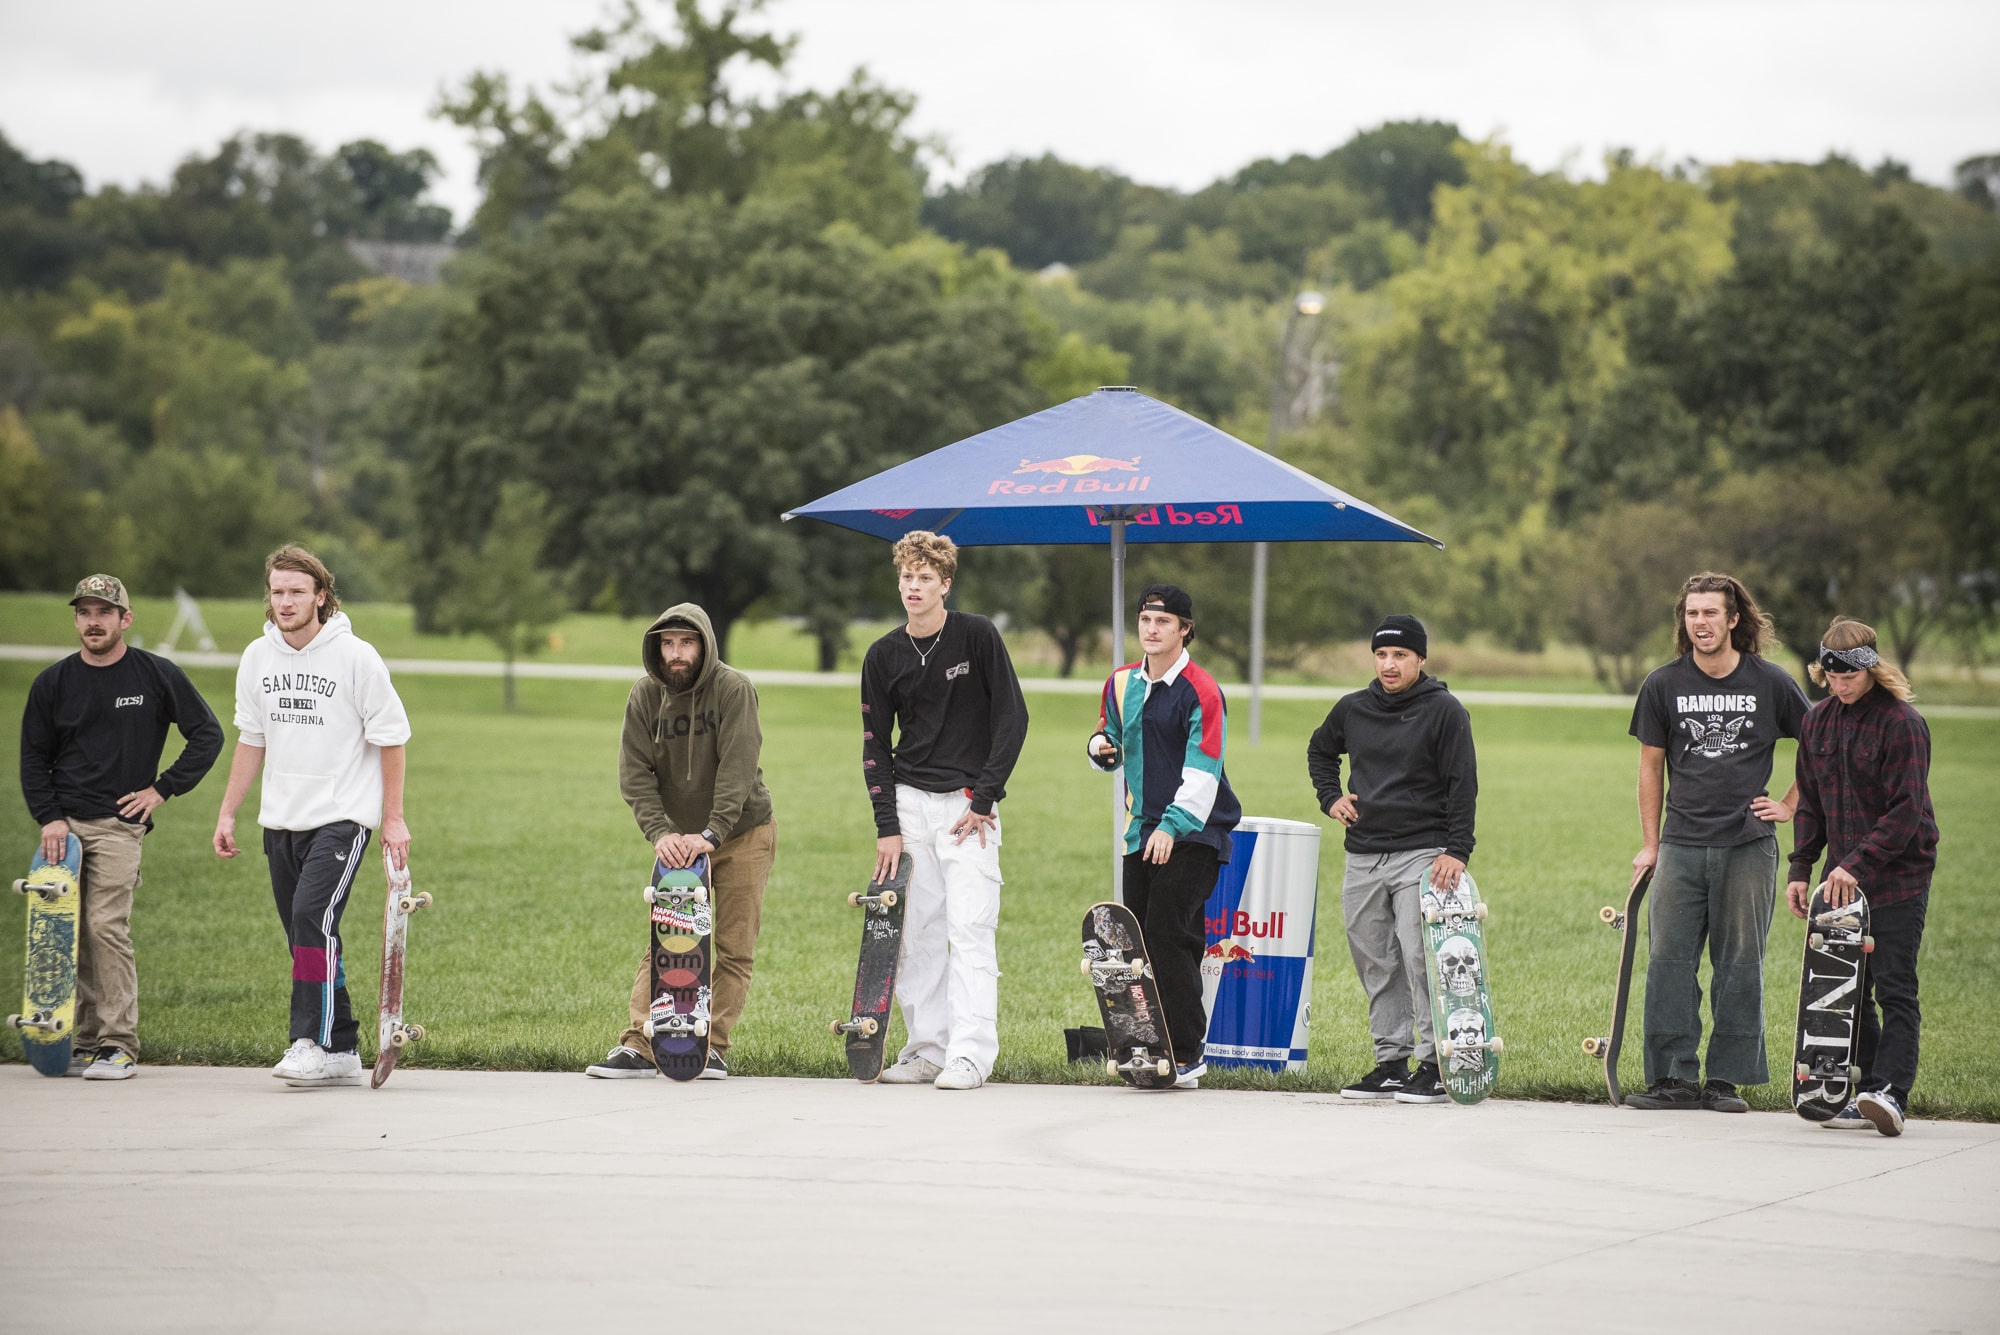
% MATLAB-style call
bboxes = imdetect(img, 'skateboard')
[643,854,713,1081]
[1793,884,1874,1122]
[9,834,82,1077]
[1081,901,1176,1089]
[830,853,911,1081]
[1420,870,1502,1103]
[371,847,433,1089]
[1582,867,1652,1106]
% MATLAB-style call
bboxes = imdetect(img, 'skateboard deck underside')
[1083,901,1175,1089]
[1585,870,1651,1107]
[649,858,713,1082]
[372,848,424,1089]
[840,855,911,1082]
[1793,887,1871,1122]
[1420,873,1499,1105]
[13,837,81,1077]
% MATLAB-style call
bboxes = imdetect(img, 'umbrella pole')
[1110,518,1126,904]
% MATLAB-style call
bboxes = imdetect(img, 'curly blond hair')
[892,530,958,584]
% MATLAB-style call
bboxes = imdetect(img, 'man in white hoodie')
[212,545,412,1087]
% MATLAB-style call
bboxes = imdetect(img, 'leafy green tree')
[1549,500,1706,692]
[922,154,1132,269]
[436,481,567,710]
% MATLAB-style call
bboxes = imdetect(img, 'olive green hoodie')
[618,603,773,845]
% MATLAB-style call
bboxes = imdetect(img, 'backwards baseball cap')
[1371,614,1428,658]
[70,574,130,612]
[1137,583,1194,620]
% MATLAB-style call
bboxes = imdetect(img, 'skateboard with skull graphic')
[1582,867,1652,1105]
[1081,901,1177,1089]
[8,833,81,1076]
[643,854,713,1081]
[1420,871,1502,1103]
[830,853,911,1081]
[1792,883,1873,1122]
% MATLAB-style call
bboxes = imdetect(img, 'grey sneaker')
[1857,1089,1905,1137]
[82,1049,136,1080]
[934,1056,985,1090]
[696,1051,728,1081]
[878,1053,943,1085]
[1824,1101,1871,1129]
[586,1045,658,1078]
[66,1048,95,1077]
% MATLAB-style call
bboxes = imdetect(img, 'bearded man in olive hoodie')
[588,603,776,1081]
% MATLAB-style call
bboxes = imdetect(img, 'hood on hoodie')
[264,609,354,655]
[642,603,720,695]
[1369,672,1445,710]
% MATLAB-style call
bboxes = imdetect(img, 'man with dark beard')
[589,604,775,1081]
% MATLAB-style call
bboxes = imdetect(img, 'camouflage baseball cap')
[70,574,131,612]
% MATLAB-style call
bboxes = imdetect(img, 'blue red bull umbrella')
[781,386,1439,547]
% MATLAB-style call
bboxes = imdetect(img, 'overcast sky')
[2,0,1994,223]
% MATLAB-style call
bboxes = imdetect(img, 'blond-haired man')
[213,545,412,1088]
[860,531,1027,1089]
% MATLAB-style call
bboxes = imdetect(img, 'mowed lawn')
[3,660,1996,1119]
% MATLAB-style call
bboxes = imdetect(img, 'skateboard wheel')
[694,885,709,905]
[1488,1035,1503,1054]
[861,1017,879,1036]
[414,892,432,910]
[642,1019,656,1039]
[644,886,659,904]
[1155,1059,1171,1078]
[1582,1037,1603,1056]
[1809,932,1825,950]
[391,1028,409,1048]
[1475,903,1488,922]
[1105,1059,1120,1078]
[1796,1061,1810,1079]
[397,896,416,914]
[1080,957,1094,977]
[1862,937,1875,953]
[1599,906,1619,924]
[4,1015,18,1030]
[50,1018,65,1034]
[410,1025,425,1043]
[10,879,25,894]
[1438,1040,1455,1060]
[880,889,898,908]
[847,891,862,907]
[694,1019,709,1037]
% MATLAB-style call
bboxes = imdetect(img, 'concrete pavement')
[3,1068,1995,1334]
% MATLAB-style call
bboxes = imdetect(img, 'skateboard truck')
[11,878,73,902]
[644,1001,709,1040]
[829,1015,881,1037]
[643,884,709,906]
[846,887,899,909]
[1080,955,1149,980]
[387,1021,427,1048]
[396,890,433,916]
[1440,1035,1504,1060]
[1107,1047,1172,1080]
[6,1010,67,1034]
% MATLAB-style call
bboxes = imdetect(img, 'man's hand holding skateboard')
[1788,865,1860,919]
[655,831,715,870]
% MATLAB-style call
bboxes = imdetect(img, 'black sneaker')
[1625,1077,1703,1109]
[1340,1059,1409,1100]
[696,1050,728,1081]
[1395,1060,1449,1104]
[1701,1080,1749,1113]
[585,1045,658,1078]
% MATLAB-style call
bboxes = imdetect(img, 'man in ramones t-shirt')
[1627,572,1808,1112]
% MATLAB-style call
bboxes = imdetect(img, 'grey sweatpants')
[1341,847,1440,1064]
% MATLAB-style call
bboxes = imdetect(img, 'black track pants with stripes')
[264,822,371,1052]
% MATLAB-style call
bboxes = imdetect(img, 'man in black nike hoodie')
[1306,615,1478,1103]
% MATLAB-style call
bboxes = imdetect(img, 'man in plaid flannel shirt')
[1787,617,1940,1137]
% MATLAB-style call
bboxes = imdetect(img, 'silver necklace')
[907,621,946,667]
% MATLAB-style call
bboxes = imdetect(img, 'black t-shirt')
[859,612,1029,837]
[1630,653,1808,847]
[19,648,225,828]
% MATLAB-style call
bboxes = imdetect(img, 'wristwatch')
[700,827,720,846]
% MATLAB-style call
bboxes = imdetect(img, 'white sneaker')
[877,1053,943,1085]
[272,1039,322,1080]
[316,1050,364,1086]
[934,1057,985,1090]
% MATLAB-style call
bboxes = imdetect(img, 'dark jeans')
[1645,837,1778,1087]
[1123,842,1222,1062]
[1858,894,1927,1107]
[265,822,371,1052]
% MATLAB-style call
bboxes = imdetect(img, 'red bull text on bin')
[1199,816,1321,1071]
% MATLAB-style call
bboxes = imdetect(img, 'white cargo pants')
[894,785,1003,1077]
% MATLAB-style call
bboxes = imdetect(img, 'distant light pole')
[1249,290,1325,746]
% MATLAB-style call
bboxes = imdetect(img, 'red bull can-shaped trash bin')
[1199,816,1320,1071]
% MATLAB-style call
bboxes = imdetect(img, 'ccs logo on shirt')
[945,661,970,681]
[115,695,145,708]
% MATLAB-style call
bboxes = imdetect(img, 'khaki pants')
[621,819,775,1059]
[69,816,146,1059]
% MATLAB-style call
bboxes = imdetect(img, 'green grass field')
[4,655,1996,1118]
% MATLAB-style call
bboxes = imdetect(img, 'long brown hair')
[1673,571,1775,658]
[265,544,341,625]
[1808,616,1915,702]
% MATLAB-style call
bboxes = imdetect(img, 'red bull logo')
[1206,908,1287,941]
[989,454,1150,496]
[1085,503,1243,527]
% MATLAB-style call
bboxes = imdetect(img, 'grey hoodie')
[618,603,773,845]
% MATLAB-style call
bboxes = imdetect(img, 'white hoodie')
[233,612,412,831]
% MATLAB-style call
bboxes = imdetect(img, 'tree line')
[3,0,1996,689]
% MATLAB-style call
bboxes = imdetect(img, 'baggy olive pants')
[621,819,775,1060]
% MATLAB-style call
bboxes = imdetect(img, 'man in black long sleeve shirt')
[1306,615,1477,1104]
[18,575,223,1077]
[860,531,1027,1090]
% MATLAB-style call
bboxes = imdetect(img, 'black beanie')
[1371,614,1428,658]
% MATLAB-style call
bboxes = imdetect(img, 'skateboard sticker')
[1436,936,1483,999]
[1445,1008,1487,1074]
[1091,905,1134,952]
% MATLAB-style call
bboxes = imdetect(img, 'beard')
[663,662,698,692]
